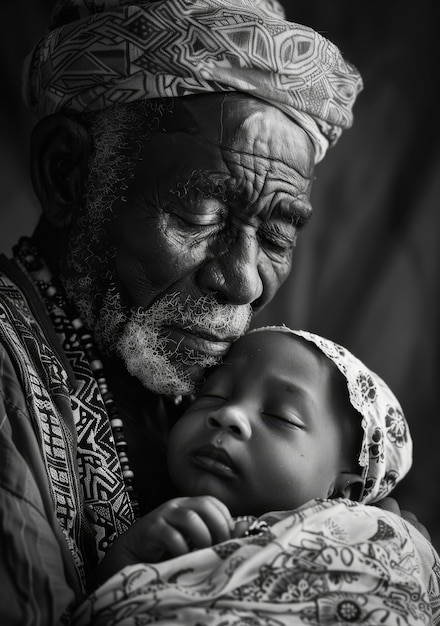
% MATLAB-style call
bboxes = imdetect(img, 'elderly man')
[0,0,363,624]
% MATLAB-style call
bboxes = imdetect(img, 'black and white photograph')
[1,1,438,623]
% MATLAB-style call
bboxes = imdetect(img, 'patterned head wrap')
[24,0,363,162]
[249,326,413,504]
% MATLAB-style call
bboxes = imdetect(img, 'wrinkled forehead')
[168,94,315,178]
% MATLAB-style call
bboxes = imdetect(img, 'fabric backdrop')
[1,1,439,550]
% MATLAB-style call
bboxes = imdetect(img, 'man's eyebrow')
[169,170,239,201]
[270,198,313,228]
[169,170,312,227]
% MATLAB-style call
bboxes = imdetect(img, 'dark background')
[1,1,439,550]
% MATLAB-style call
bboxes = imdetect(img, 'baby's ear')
[330,472,364,501]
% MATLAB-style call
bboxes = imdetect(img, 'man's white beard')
[101,292,252,396]
[61,104,254,396]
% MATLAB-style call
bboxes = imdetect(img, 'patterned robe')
[74,499,440,626]
[1,252,440,625]
[0,253,134,624]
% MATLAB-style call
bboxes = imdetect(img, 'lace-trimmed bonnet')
[23,0,363,163]
[249,326,412,504]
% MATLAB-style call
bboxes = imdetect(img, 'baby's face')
[167,331,355,516]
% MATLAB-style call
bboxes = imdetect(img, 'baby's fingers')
[163,496,233,549]
[166,506,216,551]
[152,520,192,558]
[189,496,233,545]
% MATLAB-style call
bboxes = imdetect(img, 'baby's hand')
[92,496,233,586]
[131,495,234,560]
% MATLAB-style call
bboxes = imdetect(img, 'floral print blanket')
[73,499,440,625]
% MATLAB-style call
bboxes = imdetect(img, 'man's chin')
[112,292,246,397]
[170,360,218,395]
[134,362,213,397]
[118,339,221,397]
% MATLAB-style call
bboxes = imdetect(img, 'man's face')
[65,95,315,394]
[167,331,356,516]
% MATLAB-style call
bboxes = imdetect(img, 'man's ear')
[30,113,93,229]
[330,472,364,501]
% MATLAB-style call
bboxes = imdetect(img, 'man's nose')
[196,231,263,305]
[206,405,252,440]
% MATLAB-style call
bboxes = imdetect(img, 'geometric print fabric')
[25,0,363,162]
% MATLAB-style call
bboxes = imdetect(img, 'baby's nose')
[206,405,252,440]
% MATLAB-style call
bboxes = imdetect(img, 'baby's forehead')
[228,329,322,362]
[224,330,335,385]
[231,330,352,404]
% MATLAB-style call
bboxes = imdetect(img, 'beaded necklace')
[14,237,140,521]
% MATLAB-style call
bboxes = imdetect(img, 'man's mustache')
[117,292,253,395]
[143,293,253,340]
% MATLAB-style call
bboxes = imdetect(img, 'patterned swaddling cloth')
[73,499,440,625]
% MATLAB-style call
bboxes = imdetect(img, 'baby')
[77,327,440,626]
